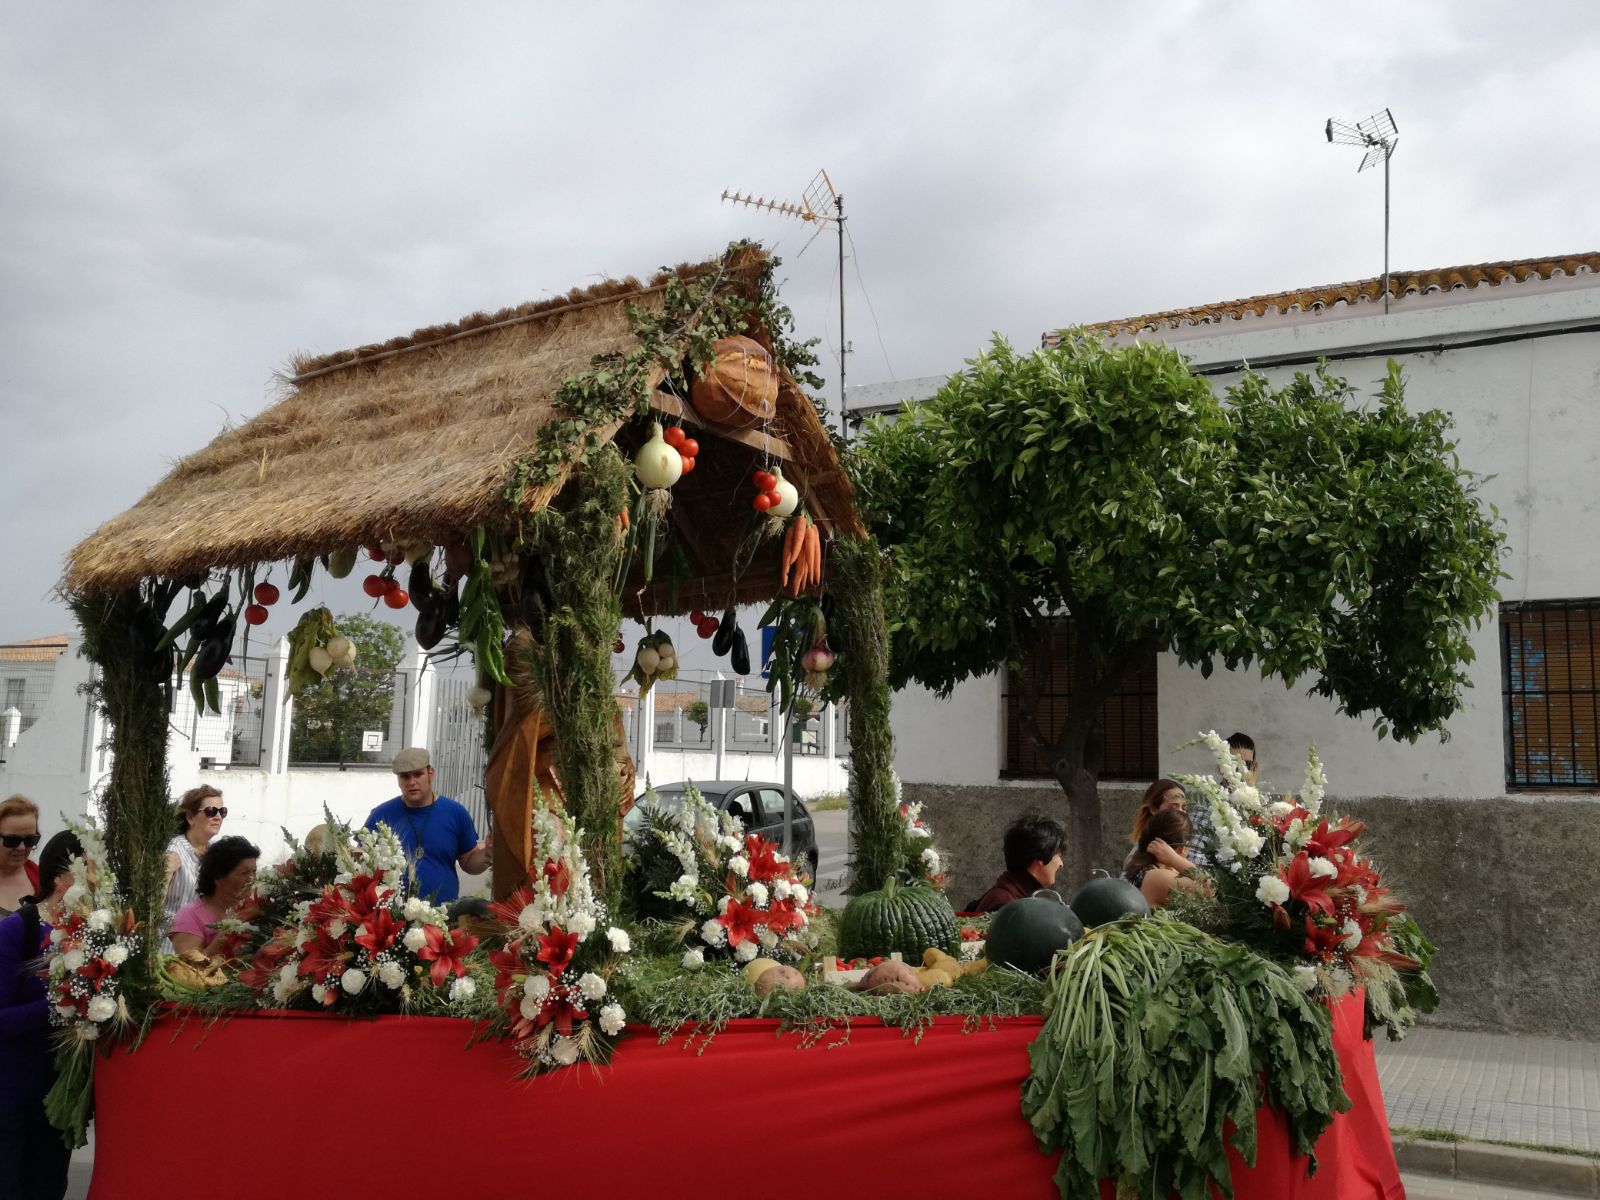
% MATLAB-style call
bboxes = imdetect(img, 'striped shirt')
[161,836,203,953]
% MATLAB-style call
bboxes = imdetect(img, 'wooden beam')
[649,392,797,462]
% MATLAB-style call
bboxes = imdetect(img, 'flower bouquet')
[43,821,141,1147]
[234,823,481,1014]
[1172,731,1437,1039]
[630,782,818,969]
[483,800,631,1073]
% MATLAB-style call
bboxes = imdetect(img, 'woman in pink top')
[169,835,259,959]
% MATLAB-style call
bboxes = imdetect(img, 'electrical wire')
[843,221,896,381]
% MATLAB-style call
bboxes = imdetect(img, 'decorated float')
[50,244,1427,1200]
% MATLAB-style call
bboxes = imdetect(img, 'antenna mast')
[722,169,850,443]
[1326,108,1400,313]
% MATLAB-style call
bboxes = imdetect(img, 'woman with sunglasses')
[0,796,43,918]
[160,786,228,953]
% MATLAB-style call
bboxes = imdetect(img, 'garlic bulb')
[633,422,683,490]
[768,468,799,518]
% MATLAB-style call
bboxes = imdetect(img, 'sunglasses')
[2,833,41,850]
[201,806,229,819]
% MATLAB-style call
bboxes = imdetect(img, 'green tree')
[851,335,1504,882]
[289,614,407,763]
[686,698,710,735]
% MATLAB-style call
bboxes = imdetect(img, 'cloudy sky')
[3,2,1596,640]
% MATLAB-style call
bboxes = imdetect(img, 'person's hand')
[1148,838,1184,869]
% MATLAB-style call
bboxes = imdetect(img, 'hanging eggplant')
[438,571,461,627]
[191,635,230,683]
[712,607,737,657]
[409,561,435,611]
[730,627,751,676]
[415,594,448,651]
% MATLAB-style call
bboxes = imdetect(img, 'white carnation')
[700,919,726,947]
[728,855,750,878]
[449,977,476,1003]
[550,1036,580,1066]
[790,885,809,907]
[1327,968,1353,997]
[1232,828,1264,860]
[1255,875,1290,907]
[568,912,596,937]
[378,961,406,989]
[598,1003,626,1036]
[773,879,793,901]
[55,1003,77,1020]
[716,896,730,914]
[103,943,129,966]
[1340,919,1363,952]
[311,984,329,1004]
[746,882,769,907]
[519,992,543,1021]
[278,962,297,986]
[577,972,607,1001]
[735,940,757,963]
[1292,964,1319,993]
[920,848,942,871]
[717,835,742,854]
[524,974,551,1002]
[757,928,778,950]
[1266,801,1294,818]
[88,909,114,931]
[402,926,428,952]
[61,884,85,910]
[1230,784,1262,810]
[62,949,85,972]
[606,927,631,954]
[341,968,368,995]
[86,994,117,1023]
[517,905,543,933]
[907,825,932,840]
[681,948,705,970]
[327,918,347,939]
[402,897,432,921]
[1307,856,1338,880]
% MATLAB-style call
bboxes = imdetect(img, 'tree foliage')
[289,614,406,763]
[851,334,1504,877]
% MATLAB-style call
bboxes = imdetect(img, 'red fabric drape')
[90,994,1400,1200]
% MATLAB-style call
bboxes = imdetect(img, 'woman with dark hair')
[169,835,259,960]
[968,813,1067,913]
[1123,809,1199,908]
[161,785,227,952]
[0,829,83,1200]
[1125,778,1200,876]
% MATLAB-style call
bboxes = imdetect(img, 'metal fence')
[651,677,713,748]
[0,659,57,747]
[431,677,490,833]
[168,655,269,766]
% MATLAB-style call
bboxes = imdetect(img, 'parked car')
[625,781,819,881]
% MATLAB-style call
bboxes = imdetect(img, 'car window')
[755,788,791,824]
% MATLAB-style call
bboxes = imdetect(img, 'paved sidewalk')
[1376,1027,1600,1153]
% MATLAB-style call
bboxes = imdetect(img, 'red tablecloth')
[91,992,1401,1199]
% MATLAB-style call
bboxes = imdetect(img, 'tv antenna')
[1326,108,1399,313]
[722,169,850,443]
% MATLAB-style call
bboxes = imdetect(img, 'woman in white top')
[161,785,226,952]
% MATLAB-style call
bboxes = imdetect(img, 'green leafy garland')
[1023,916,1350,1200]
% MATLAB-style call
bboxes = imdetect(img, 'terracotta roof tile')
[0,636,69,663]
[1047,252,1600,342]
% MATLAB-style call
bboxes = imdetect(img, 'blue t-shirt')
[364,795,478,902]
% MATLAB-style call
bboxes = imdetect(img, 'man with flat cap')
[364,748,490,902]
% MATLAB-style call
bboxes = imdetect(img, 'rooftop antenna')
[722,169,849,443]
[1326,108,1400,313]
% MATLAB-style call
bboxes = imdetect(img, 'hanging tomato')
[663,426,687,449]
[362,575,388,598]
[254,582,280,606]
[244,604,269,626]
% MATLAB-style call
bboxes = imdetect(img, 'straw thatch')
[65,245,861,614]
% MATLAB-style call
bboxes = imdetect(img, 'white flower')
[746,882,769,907]
[79,1024,99,1042]
[295,927,311,950]
[1230,784,1261,810]
[1340,919,1363,952]
[1266,801,1294,818]
[791,884,809,907]
[88,909,113,931]
[757,928,778,950]
[86,995,117,1023]
[1307,856,1338,880]
[278,962,297,986]
[577,972,607,1001]
[606,927,631,954]
[906,825,932,840]
[1285,818,1311,853]
[519,992,543,1021]
[402,897,432,921]
[735,940,758,963]
[378,961,405,989]
[700,919,726,947]
[517,905,543,933]
[1292,964,1319,993]
[681,948,704,970]
[449,977,476,1003]
[920,847,942,872]
[55,1003,76,1020]
[773,878,793,901]
[311,984,329,1004]
[341,968,368,995]
[728,855,750,878]
[550,1036,581,1066]
[1231,828,1264,860]
[48,927,65,946]
[524,974,551,1002]
[402,926,428,952]
[717,835,742,854]
[1255,875,1290,907]
[716,895,730,914]
[1353,884,1369,905]
[61,884,86,910]
[103,943,128,967]
[62,949,85,972]
[598,1003,626,1036]
[327,918,347,939]
[568,912,596,938]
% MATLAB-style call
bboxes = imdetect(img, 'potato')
[915,967,956,989]
[753,965,806,995]
[854,960,923,995]
[741,957,783,986]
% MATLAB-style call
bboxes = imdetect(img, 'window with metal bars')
[1002,620,1159,780]
[1501,600,1600,789]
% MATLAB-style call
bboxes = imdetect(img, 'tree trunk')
[1053,757,1104,887]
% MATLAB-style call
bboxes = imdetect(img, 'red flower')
[489,939,526,999]
[1265,805,1311,836]
[1282,852,1335,915]
[417,925,478,986]
[1302,916,1344,961]
[342,873,391,923]
[488,885,538,929]
[306,886,350,930]
[355,908,402,955]
[542,858,571,898]
[744,835,785,883]
[1307,817,1364,859]
[717,897,763,948]
[234,891,270,923]
[298,929,351,982]
[75,956,117,983]
[536,985,585,1036]
[238,938,295,991]
[536,927,580,978]
[210,931,250,963]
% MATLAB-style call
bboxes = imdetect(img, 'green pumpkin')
[838,877,960,960]
[985,890,1084,975]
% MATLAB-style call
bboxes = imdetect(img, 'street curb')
[1393,1135,1600,1196]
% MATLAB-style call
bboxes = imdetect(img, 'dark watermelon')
[985,889,1083,975]
[1069,876,1151,928]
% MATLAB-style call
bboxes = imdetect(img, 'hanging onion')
[633,422,684,490]
[768,468,799,518]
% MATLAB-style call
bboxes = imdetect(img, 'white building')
[862,252,1600,1033]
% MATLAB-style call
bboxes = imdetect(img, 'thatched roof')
[65,245,861,614]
